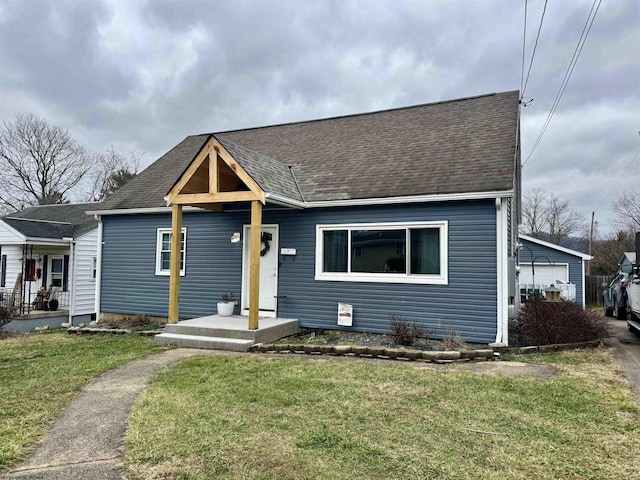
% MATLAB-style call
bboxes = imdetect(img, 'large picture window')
[155,228,187,276]
[316,221,447,284]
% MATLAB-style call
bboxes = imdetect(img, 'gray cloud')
[0,0,637,236]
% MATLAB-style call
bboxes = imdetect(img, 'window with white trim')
[155,228,186,276]
[315,221,448,284]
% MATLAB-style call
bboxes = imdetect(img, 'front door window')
[50,257,63,288]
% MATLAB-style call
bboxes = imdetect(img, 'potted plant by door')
[217,293,235,317]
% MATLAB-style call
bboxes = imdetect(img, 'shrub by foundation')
[441,329,466,351]
[390,315,428,346]
[518,299,608,345]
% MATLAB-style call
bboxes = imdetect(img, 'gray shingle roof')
[2,203,99,238]
[216,136,304,201]
[98,90,519,210]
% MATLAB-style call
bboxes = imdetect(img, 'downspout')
[581,260,586,308]
[495,198,509,345]
[95,215,103,322]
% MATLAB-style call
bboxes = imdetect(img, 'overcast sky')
[0,0,638,236]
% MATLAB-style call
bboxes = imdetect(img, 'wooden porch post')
[249,200,262,330]
[168,204,182,323]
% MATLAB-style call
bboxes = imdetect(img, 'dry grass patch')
[124,351,640,479]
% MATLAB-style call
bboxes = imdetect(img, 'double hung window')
[155,228,187,276]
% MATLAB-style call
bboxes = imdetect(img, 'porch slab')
[155,315,299,351]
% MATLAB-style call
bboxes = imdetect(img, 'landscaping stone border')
[63,326,604,359]
[250,343,495,363]
[67,326,161,337]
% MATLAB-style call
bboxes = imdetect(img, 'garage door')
[519,264,568,285]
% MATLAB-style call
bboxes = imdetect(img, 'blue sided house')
[90,91,522,345]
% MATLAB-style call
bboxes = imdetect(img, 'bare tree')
[84,147,140,202]
[521,188,548,236]
[612,191,640,232]
[590,229,635,275]
[0,113,93,211]
[520,189,585,244]
[545,193,585,244]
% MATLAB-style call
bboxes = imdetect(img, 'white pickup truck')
[626,233,640,334]
[627,269,640,334]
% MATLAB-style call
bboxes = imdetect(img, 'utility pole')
[588,211,595,275]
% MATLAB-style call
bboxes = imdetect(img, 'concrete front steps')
[154,315,299,352]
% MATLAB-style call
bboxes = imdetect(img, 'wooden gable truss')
[166,136,266,329]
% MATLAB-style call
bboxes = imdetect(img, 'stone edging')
[250,343,495,363]
[67,326,161,337]
[62,327,604,359]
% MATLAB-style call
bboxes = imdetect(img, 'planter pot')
[217,302,234,317]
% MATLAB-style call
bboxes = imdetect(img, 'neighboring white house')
[0,203,99,331]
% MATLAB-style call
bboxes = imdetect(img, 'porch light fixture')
[231,232,241,243]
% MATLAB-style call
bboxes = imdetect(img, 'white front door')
[242,225,278,315]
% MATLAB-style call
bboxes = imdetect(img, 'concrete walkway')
[3,348,215,480]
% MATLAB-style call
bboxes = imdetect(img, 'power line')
[520,0,528,94]
[523,0,603,166]
[594,145,640,213]
[521,0,548,99]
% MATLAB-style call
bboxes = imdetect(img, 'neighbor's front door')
[242,225,278,314]
[48,256,64,288]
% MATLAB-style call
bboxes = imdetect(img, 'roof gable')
[519,235,593,260]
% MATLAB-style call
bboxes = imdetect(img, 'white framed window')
[315,221,448,284]
[91,256,97,282]
[155,227,187,276]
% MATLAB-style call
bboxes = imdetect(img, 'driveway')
[607,318,640,404]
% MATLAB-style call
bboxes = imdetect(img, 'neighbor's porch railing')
[0,287,70,316]
[519,283,576,303]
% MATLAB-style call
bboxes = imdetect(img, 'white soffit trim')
[85,206,211,216]
[519,234,593,260]
[24,237,72,246]
[270,189,514,208]
[89,189,514,216]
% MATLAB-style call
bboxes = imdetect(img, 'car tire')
[604,304,613,317]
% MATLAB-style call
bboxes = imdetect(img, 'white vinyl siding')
[0,245,23,290]
[72,229,98,316]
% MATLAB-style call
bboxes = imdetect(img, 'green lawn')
[125,350,640,480]
[0,331,166,471]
